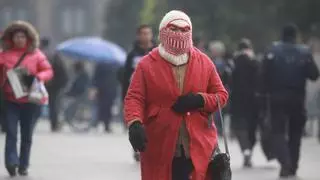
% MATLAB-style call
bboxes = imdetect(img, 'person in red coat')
[0,21,53,177]
[124,10,228,180]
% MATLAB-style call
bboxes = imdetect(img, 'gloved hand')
[129,121,147,152]
[172,93,205,113]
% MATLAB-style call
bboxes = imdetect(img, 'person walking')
[122,24,155,99]
[230,38,259,168]
[124,10,228,180]
[91,62,118,133]
[208,41,233,136]
[262,23,319,178]
[120,24,154,161]
[0,21,53,177]
[46,52,68,132]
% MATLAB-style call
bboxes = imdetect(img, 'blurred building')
[0,0,110,48]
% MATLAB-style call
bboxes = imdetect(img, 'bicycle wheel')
[65,98,94,133]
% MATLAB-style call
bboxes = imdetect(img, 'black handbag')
[208,95,232,180]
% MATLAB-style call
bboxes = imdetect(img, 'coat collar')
[149,46,198,64]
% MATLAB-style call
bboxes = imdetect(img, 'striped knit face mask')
[159,23,192,56]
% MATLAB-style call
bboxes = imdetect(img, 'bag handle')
[209,94,230,155]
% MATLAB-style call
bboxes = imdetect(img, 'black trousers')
[172,148,193,180]
[97,96,113,131]
[232,115,259,152]
[48,91,62,131]
[270,98,306,171]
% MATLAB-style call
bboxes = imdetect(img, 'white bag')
[6,67,29,99]
[28,79,49,105]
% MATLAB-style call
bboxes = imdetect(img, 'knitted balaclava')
[158,10,193,66]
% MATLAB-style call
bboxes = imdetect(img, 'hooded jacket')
[0,21,53,103]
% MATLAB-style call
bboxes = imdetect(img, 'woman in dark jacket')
[230,38,259,168]
[0,21,53,176]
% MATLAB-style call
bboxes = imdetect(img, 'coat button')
[187,112,191,116]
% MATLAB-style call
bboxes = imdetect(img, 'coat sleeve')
[200,61,229,112]
[36,52,53,82]
[124,63,146,126]
[0,53,6,86]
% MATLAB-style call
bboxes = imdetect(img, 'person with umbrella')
[124,10,228,180]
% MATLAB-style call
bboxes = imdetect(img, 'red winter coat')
[124,47,228,180]
[0,21,53,104]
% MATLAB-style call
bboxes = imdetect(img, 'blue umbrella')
[56,37,126,65]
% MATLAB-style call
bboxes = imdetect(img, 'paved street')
[0,121,319,180]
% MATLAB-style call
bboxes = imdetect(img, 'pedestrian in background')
[91,62,118,133]
[120,24,155,162]
[65,62,90,122]
[208,41,233,136]
[262,23,319,178]
[121,24,154,99]
[124,10,228,180]
[0,21,53,176]
[230,38,259,168]
[46,52,68,132]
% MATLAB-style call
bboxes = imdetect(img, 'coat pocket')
[144,105,161,125]
[144,106,174,134]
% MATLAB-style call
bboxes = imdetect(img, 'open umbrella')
[56,37,126,65]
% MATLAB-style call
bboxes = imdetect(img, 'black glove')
[129,121,147,152]
[172,93,205,113]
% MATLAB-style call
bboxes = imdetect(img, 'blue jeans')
[4,101,38,169]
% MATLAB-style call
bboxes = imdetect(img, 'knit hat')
[159,10,192,31]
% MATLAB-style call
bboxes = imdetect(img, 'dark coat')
[121,42,154,99]
[230,51,259,118]
[66,71,90,97]
[92,63,118,94]
[46,53,69,94]
[92,63,118,120]
[262,42,319,101]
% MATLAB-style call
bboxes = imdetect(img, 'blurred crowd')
[0,15,319,179]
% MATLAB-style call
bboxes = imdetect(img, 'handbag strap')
[210,94,230,155]
[1,52,28,88]
[14,52,28,68]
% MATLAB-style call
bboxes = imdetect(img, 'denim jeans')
[4,101,38,169]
